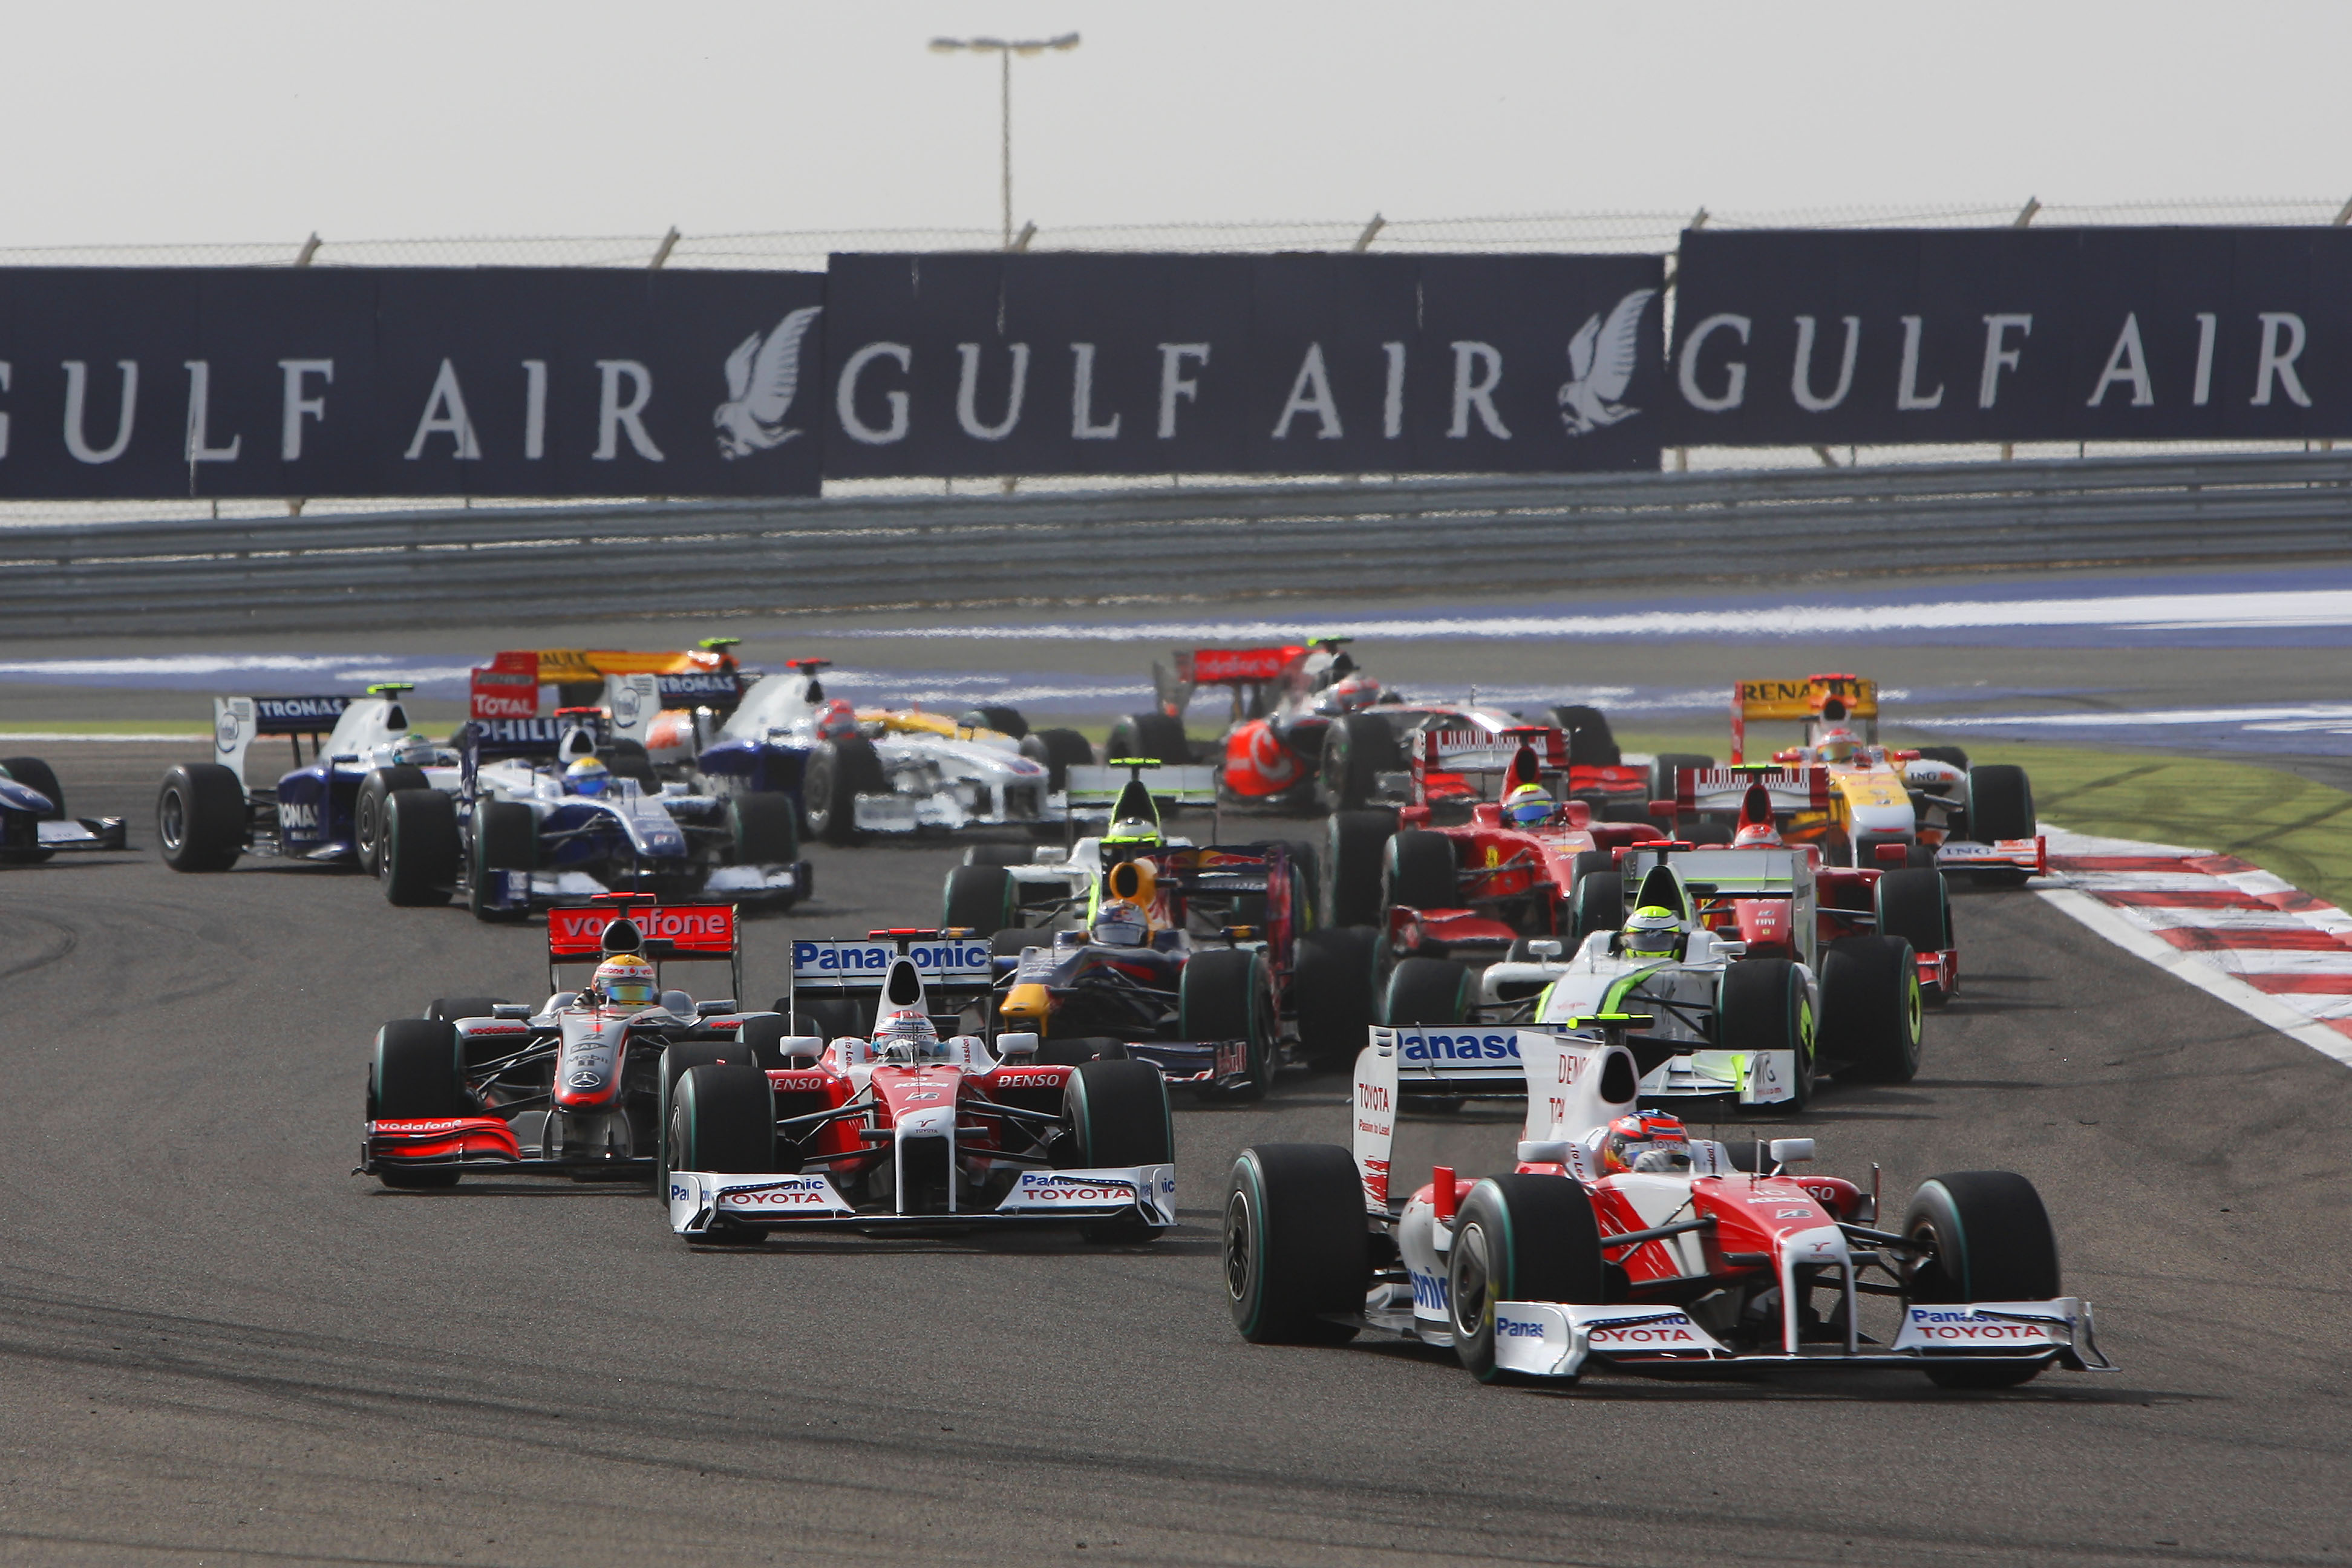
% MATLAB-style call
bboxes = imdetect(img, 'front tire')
[1903,1171,2062,1389]
[1180,949,1275,1097]
[1381,829,1457,913]
[1318,713,1401,812]
[1449,1174,1606,1383]
[370,1018,471,1189]
[728,791,800,864]
[1324,808,1399,929]
[1967,765,2036,843]
[468,800,535,922]
[942,863,1017,936]
[381,788,459,906]
[1018,728,1094,791]
[1382,956,1469,1027]
[156,762,246,872]
[1718,957,1815,1111]
[1106,711,1191,766]
[1293,926,1381,1068]
[1224,1144,1367,1344]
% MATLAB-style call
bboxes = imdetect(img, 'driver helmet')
[873,1010,946,1064]
[390,733,436,767]
[1325,675,1380,713]
[1090,898,1150,947]
[564,756,612,797]
[1814,727,1861,765]
[1602,1111,1693,1175]
[1501,782,1555,829]
[815,698,860,741]
[1620,905,1682,959]
[1734,819,1783,848]
[592,954,657,1008]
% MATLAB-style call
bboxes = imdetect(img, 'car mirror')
[695,999,739,1016]
[1525,939,1563,959]
[1517,1139,1573,1165]
[778,1035,825,1063]
[995,1031,1040,1059]
[491,1003,531,1020]
[1768,1137,1817,1168]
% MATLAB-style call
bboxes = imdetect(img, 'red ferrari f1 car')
[1224,1016,2109,1390]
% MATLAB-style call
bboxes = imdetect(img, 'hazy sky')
[14,2,2350,246]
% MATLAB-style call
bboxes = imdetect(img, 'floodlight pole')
[932,33,1080,250]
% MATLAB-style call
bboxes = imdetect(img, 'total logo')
[1400,1030,1520,1063]
[1590,1314,1702,1345]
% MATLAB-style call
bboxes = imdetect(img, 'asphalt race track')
[3,747,2349,1567]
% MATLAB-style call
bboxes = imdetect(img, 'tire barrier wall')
[3,449,2349,637]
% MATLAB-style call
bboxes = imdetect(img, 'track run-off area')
[0,744,2344,1568]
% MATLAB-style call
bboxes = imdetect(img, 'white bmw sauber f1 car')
[1224,1017,2109,1390]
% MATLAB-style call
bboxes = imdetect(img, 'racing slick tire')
[1719,958,1815,1112]
[1224,1143,1367,1345]
[1569,871,1623,946]
[1180,948,1275,1099]
[942,863,1017,936]
[1549,706,1621,768]
[1918,745,1971,771]
[1902,1171,2062,1389]
[802,736,886,846]
[1382,956,1469,1027]
[1450,1174,1607,1383]
[1065,1057,1174,1161]
[990,926,1045,958]
[1018,728,1094,791]
[370,1018,471,1189]
[599,739,659,791]
[668,1064,777,1242]
[1324,808,1399,929]
[1382,829,1457,914]
[782,994,861,1044]
[1318,712,1402,812]
[958,705,1028,740]
[1293,925,1381,1068]
[728,791,800,868]
[1106,711,1191,766]
[156,762,246,872]
[381,788,459,906]
[1967,764,2036,844]
[1,756,65,819]
[656,1044,763,1195]
[1651,752,1715,802]
[355,764,430,876]
[1817,935,1924,1085]
[468,800,536,923]
[1875,867,1952,1001]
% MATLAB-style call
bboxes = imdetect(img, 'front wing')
[1491,1297,2111,1379]
[1936,836,2047,878]
[667,1163,1177,1236]
[34,817,128,852]
[364,1116,652,1172]
[1639,1048,1801,1105]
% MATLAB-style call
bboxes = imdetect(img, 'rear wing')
[1152,644,1307,719]
[1411,725,1565,803]
[1730,673,1878,763]
[546,897,742,1001]
[212,693,359,787]
[785,929,995,1037]
[460,714,594,766]
[472,647,748,722]
[1676,765,1830,817]
[1064,763,1219,809]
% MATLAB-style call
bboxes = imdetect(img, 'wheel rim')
[356,793,377,859]
[805,768,832,828]
[1223,1187,1256,1304]
[160,789,185,852]
[1452,1220,1492,1338]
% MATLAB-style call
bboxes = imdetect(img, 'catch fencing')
[2,450,2348,638]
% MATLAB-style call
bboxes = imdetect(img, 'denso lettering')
[993,1071,1065,1088]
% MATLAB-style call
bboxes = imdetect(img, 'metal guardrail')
[3,452,2349,637]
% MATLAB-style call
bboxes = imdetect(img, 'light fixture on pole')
[929,31,1080,250]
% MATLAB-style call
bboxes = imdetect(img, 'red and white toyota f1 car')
[361,894,773,1186]
[662,929,1177,1244]
[1224,1017,2110,1390]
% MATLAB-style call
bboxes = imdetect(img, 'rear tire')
[1382,829,1457,913]
[728,791,800,864]
[1106,712,1190,766]
[942,863,1017,936]
[1318,712,1401,812]
[356,764,430,875]
[1180,949,1275,1098]
[1718,958,1815,1111]
[1817,935,1923,1085]
[1018,728,1094,791]
[601,739,658,790]
[468,800,535,922]
[156,762,246,872]
[1293,925,1380,1068]
[381,789,459,907]
[1224,1144,1367,1344]
[1,756,65,818]
[1324,808,1399,929]
[1450,1175,1606,1383]
[803,736,886,846]
[1383,956,1469,1027]
[1918,745,1971,770]
[1904,1171,2061,1389]
[1967,765,2036,843]
[959,705,1028,740]
[1549,707,1620,768]
[1570,870,1622,945]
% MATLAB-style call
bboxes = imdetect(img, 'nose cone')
[894,1105,957,1139]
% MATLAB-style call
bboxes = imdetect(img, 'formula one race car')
[466,642,754,769]
[156,685,461,874]
[375,708,811,919]
[1225,1018,2109,1388]
[1319,725,1668,1007]
[0,756,126,863]
[1728,674,2043,881]
[691,659,1082,844]
[1390,827,1942,1108]
[663,930,1176,1244]
[361,895,775,1186]
[941,767,1380,1082]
